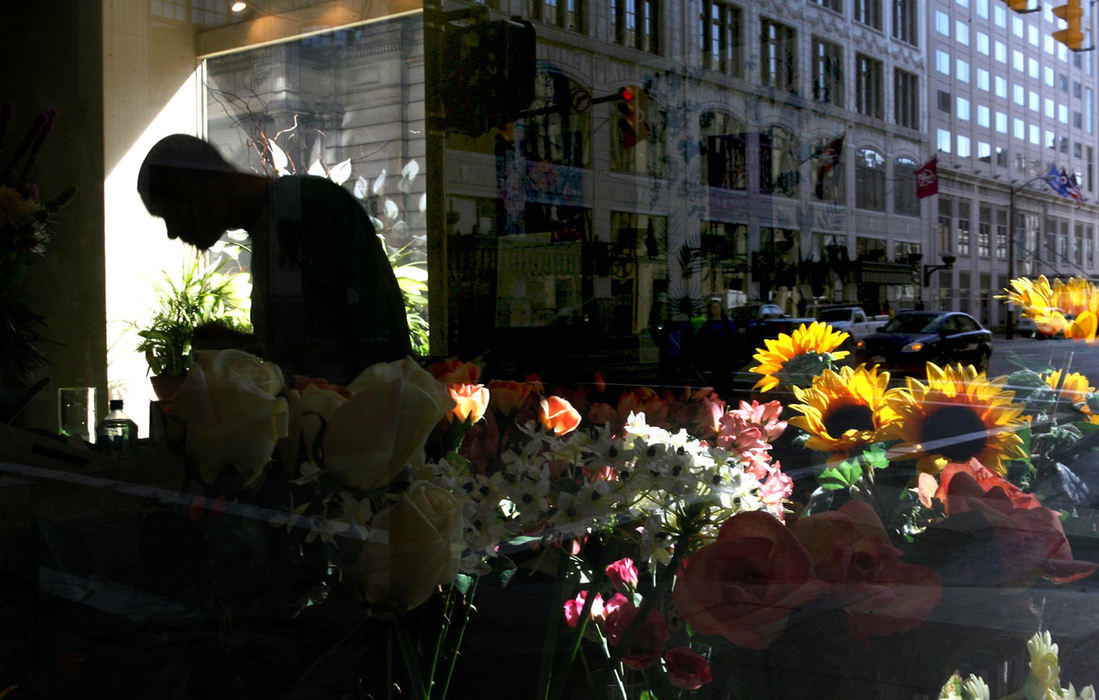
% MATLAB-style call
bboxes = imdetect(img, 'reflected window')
[894,68,918,128]
[612,0,660,54]
[855,0,882,29]
[759,126,798,197]
[894,157,919,216]
[854,147,885,211]
[530,0,585,32]
[893,0,917,44]
[521,70,591,167]
[812,37,843,106]
[760,18,797,93]
[700,111,746,190]
[856,54,884,118]
[701,1,743,76]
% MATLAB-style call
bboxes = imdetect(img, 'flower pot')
[150,374,187,402]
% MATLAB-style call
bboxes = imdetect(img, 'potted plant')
[135,253,251,400]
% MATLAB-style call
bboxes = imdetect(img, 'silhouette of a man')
[138,134,412,382]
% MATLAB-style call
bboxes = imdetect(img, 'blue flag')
[1044,164,1070,198]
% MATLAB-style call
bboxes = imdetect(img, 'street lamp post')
[921,253,956,309]
[1005,173,1052,339]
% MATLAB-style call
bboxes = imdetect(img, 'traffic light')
[616,85,650,149]
[1052,0,1087,50]
[441,18,537,136]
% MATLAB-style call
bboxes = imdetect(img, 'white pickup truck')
[817,306,890,344]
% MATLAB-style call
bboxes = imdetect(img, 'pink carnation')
[729,399,787,442]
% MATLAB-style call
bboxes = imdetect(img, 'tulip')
[539,395,581,436]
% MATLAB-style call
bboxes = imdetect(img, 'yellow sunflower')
[882,362,1027,476]
[788,364,900,458]
[999,276,1099,342]
[1045,368,1099,423]
[749,322,850,392]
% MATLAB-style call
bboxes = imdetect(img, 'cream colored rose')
[351,481,464,610]
[192,349,285,396]
[323,357,453,491]
[278,384,347,471]
[171,358,289,485]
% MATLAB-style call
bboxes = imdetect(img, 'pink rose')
[674,512,824,649]
[793,500,942,640]
[603,602,669,670]
[605,558,639,592]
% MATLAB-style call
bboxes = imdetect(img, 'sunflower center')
[918,404,988,462]
[822,403,875,437]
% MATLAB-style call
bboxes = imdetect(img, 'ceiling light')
[231,1,247,12]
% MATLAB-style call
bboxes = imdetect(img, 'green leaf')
[818,457,862,490]
[1077,420,1099,436]
[454,573,474,595]
[863,444,890,470]
[487,556,518,589]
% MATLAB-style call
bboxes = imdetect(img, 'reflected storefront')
[4,1,1099,698]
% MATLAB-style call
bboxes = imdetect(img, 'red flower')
[673,512,824,649]
[668,387,726,439]
[925,461,1097,586]
[793,500,943,641]
[603,601,669,670]
[664,646,713,690]
[616,387,670,430]
[605,557,639,592]
[539,396,581,436]
[933,459,1042,513]
[586,401,617,427]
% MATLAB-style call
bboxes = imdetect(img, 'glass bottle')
[97,399,138,458]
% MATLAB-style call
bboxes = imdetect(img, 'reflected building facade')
[927,0,1098,327]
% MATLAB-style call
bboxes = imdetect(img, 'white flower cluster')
[423,412,765,573]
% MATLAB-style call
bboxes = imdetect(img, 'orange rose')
[448,383,489,424]
[487,379,534,415]
[539,395,581,436]
[427,357,481,384]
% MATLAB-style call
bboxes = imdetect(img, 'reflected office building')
[197,0,933,381]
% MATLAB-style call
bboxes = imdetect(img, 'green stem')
[440,576,480,700]
[549,544,606,700]
[387,626,394,700]
[393,612,429,700]
[537,558,571,699]
[427,585,457,695]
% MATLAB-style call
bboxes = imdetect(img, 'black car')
[855,311,993,377]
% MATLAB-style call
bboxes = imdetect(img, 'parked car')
[856,310,993,377]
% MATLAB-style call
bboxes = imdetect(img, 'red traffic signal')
[616,85,650,149]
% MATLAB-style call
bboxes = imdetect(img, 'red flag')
[815,134,844,180]
[916,157,938,199]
